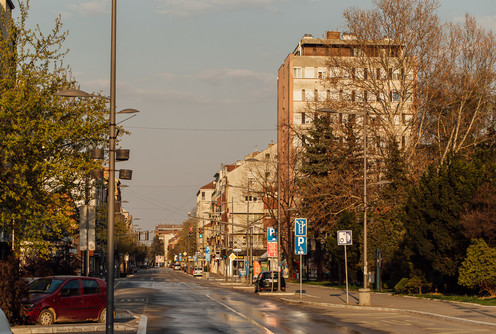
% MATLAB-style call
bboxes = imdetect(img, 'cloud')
[153,0,292,17]
[195,68,275,86]
[69,1,109,16]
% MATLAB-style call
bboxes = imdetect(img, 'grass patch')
[287,280,362,291]
[287,280,496,305]
[411,294,496,306]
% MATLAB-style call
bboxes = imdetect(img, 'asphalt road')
[116,268,369,333]
[114,269,496,334]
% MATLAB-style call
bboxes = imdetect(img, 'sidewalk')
[275,282,496,329]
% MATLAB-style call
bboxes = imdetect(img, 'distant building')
[197,143,278,277]
[154,224,181,260]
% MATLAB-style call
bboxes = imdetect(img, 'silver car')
[0,308,12,334]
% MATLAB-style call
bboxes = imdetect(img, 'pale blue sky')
[22,0,496,229]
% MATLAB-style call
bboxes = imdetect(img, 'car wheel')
[98,308,107,323]
[38,309,54,326]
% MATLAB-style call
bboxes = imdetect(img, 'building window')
[302,112,306,124]
[293,89,303,102]
[293,67,302,78]
[304,67,314,78]
[202,192,205,200]
[265,153,270,159]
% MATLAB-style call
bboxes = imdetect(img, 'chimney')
[326,31,341,40]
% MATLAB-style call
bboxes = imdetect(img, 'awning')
[256,251,268,261]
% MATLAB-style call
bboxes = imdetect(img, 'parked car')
[26,276,107,325]
[0,308,12,334]
[192,267,203,277]
[173,263,181,270]
[254,271,286,293]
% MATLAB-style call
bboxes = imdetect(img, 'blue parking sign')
[267,227,277,242]
[295,236,307,255]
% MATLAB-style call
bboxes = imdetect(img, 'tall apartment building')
[278,31,415,188]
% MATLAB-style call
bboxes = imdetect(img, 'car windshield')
[29,278,64,294]
[263,272,278,279]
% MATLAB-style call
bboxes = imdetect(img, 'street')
[116,268,360,333]
[114,268,496,334]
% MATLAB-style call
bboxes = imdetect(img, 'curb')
[11,311,139,334]
[278,298,496,329]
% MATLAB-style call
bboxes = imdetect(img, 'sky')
[22,0,496,231]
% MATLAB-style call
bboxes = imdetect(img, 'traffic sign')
[295,218,307,236]
[206,254,211,261]
[267,227,277,242]
[295,236,307,255]
[337,230,353,246]
[268,242,277,257]
[205,246,210,254]
[229,253,236,261]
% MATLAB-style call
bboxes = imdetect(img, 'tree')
[326,0,442,169]
[0,1,108,321]
[150,235,165,263]
[404,153,484,290]
[368,139,409,286]
[422,15,496,164]
[0,1,108,257]
[459,239,496,297]
[297,112,364,279]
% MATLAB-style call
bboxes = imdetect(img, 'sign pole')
[345,245,349,304]
[300,254,303,299]
[337,230,352,304]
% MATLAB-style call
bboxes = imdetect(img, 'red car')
[26,276,107,325]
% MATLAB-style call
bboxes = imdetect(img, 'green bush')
[394,276,431,294]
[459,239,496,297]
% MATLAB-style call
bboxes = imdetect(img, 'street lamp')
[317,107,370,306]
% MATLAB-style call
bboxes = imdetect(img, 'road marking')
[202,292,275,334]
[137,314,148,334]
[182,282,274,334]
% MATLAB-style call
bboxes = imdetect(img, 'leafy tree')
[0,1,108,257]
[298,112,363,279]
[0,1,108,321]
[404,153,485,290]
[325,211,362,284]
[150,235,165,263]
[459,148,496,247]
[368,139,409,286]
[459,239,496,297]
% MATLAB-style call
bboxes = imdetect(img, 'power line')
[126,126,274,132]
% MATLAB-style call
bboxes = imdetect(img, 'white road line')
[197,288,274,334]
[137,314,148,334]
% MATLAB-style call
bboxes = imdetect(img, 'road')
[114,269,496,334]
[116,268,369,333]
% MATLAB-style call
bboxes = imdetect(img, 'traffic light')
[199,227,203,238]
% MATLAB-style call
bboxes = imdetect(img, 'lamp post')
[317,107,370,306]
